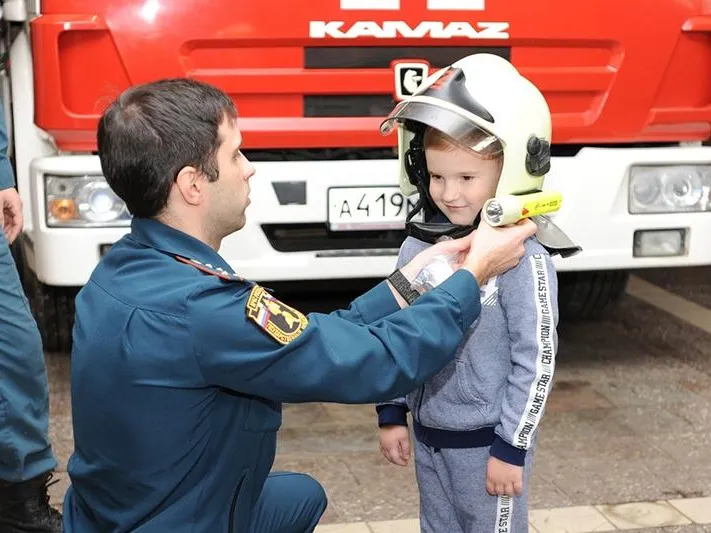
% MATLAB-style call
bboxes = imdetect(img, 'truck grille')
[304,46,510,69]
[243,147,396,162]
[304,95,395,117]
[302,46,510,117]
[261,223,405,253]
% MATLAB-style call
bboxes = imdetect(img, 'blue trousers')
[0,231,56,482]
[247,472,327,533]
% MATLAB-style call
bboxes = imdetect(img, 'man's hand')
[399,237,470,282]
[0,187,23,244]
[379,425,411,466]
[462,219,536,284]
[390,218,535,306]
[486,456,524,497]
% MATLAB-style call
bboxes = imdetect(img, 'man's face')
[206,117,255,238]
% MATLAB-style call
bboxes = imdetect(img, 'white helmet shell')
[381,53,552,199]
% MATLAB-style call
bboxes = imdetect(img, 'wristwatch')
[387,269,420,305]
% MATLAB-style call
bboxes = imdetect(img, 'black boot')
[0,472,63,533]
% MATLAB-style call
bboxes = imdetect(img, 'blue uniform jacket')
[64,217,482,533]
[0,104,15,190]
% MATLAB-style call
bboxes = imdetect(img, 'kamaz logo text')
[309,21,509,39]
[340,0,485,10]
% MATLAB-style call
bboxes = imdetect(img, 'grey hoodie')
[377,236,559,465]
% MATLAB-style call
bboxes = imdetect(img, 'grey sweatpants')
[414,438,534,533]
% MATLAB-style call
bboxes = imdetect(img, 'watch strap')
[387,269,420,305]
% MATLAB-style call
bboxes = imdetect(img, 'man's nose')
[244,160,256,180]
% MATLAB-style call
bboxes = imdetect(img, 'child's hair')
[423,126,503,160]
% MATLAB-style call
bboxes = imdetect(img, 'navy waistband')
[413,420,496,449]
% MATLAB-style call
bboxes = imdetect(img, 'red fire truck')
[3,0,711,351]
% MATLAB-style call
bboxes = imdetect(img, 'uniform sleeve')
[491,250,559,466]
[0,105,15,191]
[373,240,424,425]
[190,270,482,404]
[329,280,401,324]
[327,237,427,325]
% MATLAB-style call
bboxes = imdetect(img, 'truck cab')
[4,0,711,351]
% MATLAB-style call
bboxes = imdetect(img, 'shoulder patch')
[175,256,244,282]
[246,285,308,345]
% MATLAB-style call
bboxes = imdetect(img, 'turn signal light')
[49,198,78,221]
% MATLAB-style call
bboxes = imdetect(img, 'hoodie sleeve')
[375,237,430,426]
[491,245,559,466]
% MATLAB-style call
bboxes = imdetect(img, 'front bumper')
[23,146,711,287]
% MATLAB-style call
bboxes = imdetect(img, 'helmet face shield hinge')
[525,135,551,177]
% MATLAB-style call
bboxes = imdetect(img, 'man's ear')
[174,166,206,206]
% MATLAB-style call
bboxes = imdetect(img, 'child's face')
[425,143,502,225]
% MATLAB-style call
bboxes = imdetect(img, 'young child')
[376,54,559,533]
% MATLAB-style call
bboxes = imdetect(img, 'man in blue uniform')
[0,105,64,532]
[65,79,536,533]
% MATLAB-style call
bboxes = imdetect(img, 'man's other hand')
[0,187,23,244]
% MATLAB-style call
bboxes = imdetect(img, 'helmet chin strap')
[405,214,582,258]
[404,221,477,244]
[405,214,480,244]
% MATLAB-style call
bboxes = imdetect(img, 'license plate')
[328,186,418,231]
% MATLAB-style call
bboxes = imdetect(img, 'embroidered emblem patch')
[246,286,308,345]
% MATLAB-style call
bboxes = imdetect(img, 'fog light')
[633,229,687,257]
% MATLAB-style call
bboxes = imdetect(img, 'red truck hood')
[33,0,711,151]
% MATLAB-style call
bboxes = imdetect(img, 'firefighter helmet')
[380,53,552,221]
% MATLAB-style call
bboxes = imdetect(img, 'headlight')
[46,175,131,227]
[629,165,711,214]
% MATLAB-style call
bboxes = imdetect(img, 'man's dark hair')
[97,78,237,218]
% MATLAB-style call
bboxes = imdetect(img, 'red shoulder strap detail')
[175,256,243,282]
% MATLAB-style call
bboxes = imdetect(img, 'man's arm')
[191,269,482,405]
[373,238,428,424]
[0,104,14,191]
[0,104,24,244]
[330,236,448,325]
[491,248,559,466]
[332,219,537,328]
[328,280,402,325]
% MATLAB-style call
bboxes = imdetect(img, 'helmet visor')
[380,100,503,158]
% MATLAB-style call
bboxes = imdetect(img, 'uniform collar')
[130,218,235,274]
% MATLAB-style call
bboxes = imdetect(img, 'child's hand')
[379,425,411,466]
[486,456,524,496]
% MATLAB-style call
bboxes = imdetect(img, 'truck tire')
[557,270,629,321]
[13,241,78,354]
